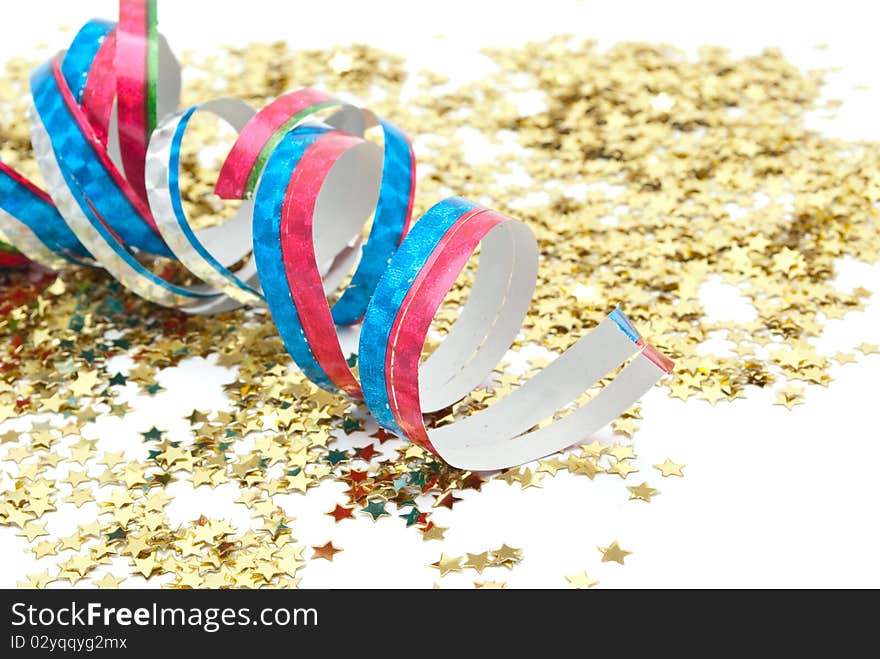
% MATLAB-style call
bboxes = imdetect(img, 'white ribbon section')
[417,221,664,470]
[146,98,262,307]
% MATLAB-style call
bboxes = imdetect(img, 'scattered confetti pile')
[1,34,878,588]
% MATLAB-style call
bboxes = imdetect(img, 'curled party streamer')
[0,0,673,469]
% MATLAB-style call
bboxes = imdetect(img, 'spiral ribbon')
[0,1,673,470]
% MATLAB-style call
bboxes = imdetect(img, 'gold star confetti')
[32,541,59,559]
[654,459,685,478]
[566,572,599,589]
[421,524,448,542]
[607,444,637,461]
[492,544,524,568]
[18,570,56,589]
[68,370,102,397]
[627,482,659,502]
[537,456,566,475]
[17,521,49,542]
[516,468,545,489]
[462,551,492,574]
[432,553,463,577]
[607,459,639,479]
[599,541,632,565]
[774,386,806,410]
[93,573,125,589]
[831,352,857,366]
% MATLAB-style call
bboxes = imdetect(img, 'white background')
[1,0,879,588]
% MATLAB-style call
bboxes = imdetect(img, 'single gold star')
[67,438,96,464]
[654,459,685,477]
[65,488,95,508]
[774,387,805,410]
[132,555,159,579]
[580,440,607,458]
[93,573,125,589]
[421,524,448,541]
[517,468,544,489]
[64,554,94,578]
[493,544,523,566]
[607,458,639,479]
[68,370,102,397]
[17,521,49,542]
[566,571,599,588]
[627,482,659,502]
[286,469,312,493]
[611,417,639,438]
[19,570,55,589]
[700,384,728,405]
[607,443,636,461]
[832,352,857,365]
[537,456,566,475]
[33,540,59,559]
[432,553,463,576]
[571,456,603,479]
[58,532,85,551]
[462,552,492,574]
[598,541,632,565]
[498,469,521,485]
[64,469,90,487]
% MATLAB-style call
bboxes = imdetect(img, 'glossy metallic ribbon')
[0,0,673,469]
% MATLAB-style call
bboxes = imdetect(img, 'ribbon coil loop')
[0,1,673,470]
